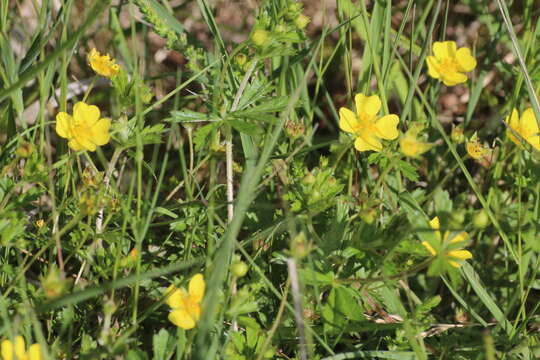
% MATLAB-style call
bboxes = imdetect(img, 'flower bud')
[231,261,248,278]
[16,142,33,158]
[295,14,310,29]
[302,172,316,185]
[251,29,269,46]
[235,53,247,67]
[291,232,310,259]
[41,267,71,299]
[451,124,465,144]
[473,209,489,229]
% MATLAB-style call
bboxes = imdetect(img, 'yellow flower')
[87,48,120,78]
[399,124,432,157]
[505,108,540,151]
[465,133,491,160]
[422,216,472,268]
[426,41,477,86]
[1,336,41,360]
[55,102,111,152]
[339,93,399,152]
[165,273,205,330]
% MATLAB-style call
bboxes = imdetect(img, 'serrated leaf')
[120,124,165,148]
[136,0,186,36]
[167,110,220,123]
[398,160,419,181]
[194,122,220,150]
[236,79,274,110]
[230,96,290,119]
[367,153,383,165]
[228,119,260,136]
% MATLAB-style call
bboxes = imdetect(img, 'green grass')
[1,0,540,359]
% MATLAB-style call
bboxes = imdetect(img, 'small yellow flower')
[505,108,540,151]
[1,336,41,360]
[422,216,473,268]
[165,274,205,330]
[55,102,111,152]
[87,48,120,78]
[426,41,477,86]
[399,124,432,157]
[339,93,399,152]
[465,133,491,160]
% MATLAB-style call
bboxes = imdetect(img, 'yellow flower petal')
[88,48,120,78]
[426,56,441,79]
[91,118,111,146]
[14,336,26,359]
[429,216,442,241]
[339,107,359,134]
[520,108,540,150]
[375,114,399,140]
[68,139,84,151]
[441,71,468,86]
[448,260,461,268]
[400,135,431,157]
[55,112,72,139]
[355,93,381,116]
[456,47,477,72]
[429,217,440,231]
[422,241,437,256]
[28,344,41,360]
[466,138,489,160]
[191,303,201,321]
[165,285,185,309]
[448,249,473,261]
[169,308,196,329]
[1,339,14,360]
[433,41,457,60]
[74,102,100,124]
[506,108,522,146]
[449,231,469,244]
[74,133,97,152]
[189,274,205,303]
[354,134,382,152]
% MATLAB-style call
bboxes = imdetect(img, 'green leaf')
[228,119,260,136]
[194,122,221,150]
[152,329,170,360]
[334,287,364,321]
[155,207,178,219]
[167,110,220,123]
[397,159,419,182]
[461,262,513,335]
[135,0,186,36]
[231,96,290,121]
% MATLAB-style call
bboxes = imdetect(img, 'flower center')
[182,296,199,313]
[438,57,460,74]
[72,120,92,139]
[351,114,377,136]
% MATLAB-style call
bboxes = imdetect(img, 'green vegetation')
[1,0,540,358]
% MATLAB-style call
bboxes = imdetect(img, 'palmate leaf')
[117,124,165,148]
